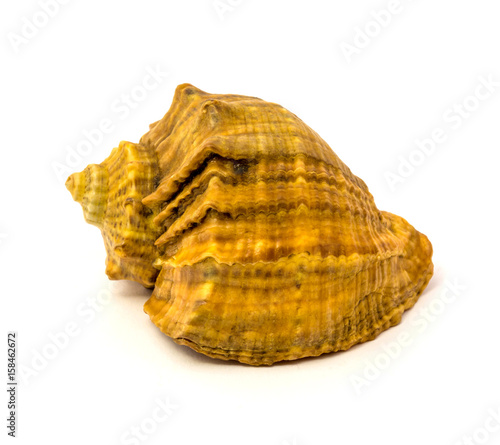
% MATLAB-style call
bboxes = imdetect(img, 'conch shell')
[66,84,434,365]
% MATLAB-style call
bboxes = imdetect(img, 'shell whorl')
[67,83,434,365]
[66,164,108,227]
[67,141,161,287]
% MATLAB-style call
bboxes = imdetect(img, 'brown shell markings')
[66,83,434,365]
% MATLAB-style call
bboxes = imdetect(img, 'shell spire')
[67,141,162,288]
[66,164,108,227]
[67,83,434,365]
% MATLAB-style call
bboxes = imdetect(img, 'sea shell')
[66,83,434,365]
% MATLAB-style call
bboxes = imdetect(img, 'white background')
[1,1,500,444]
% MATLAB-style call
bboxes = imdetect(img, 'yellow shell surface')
[67,84,434,365]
